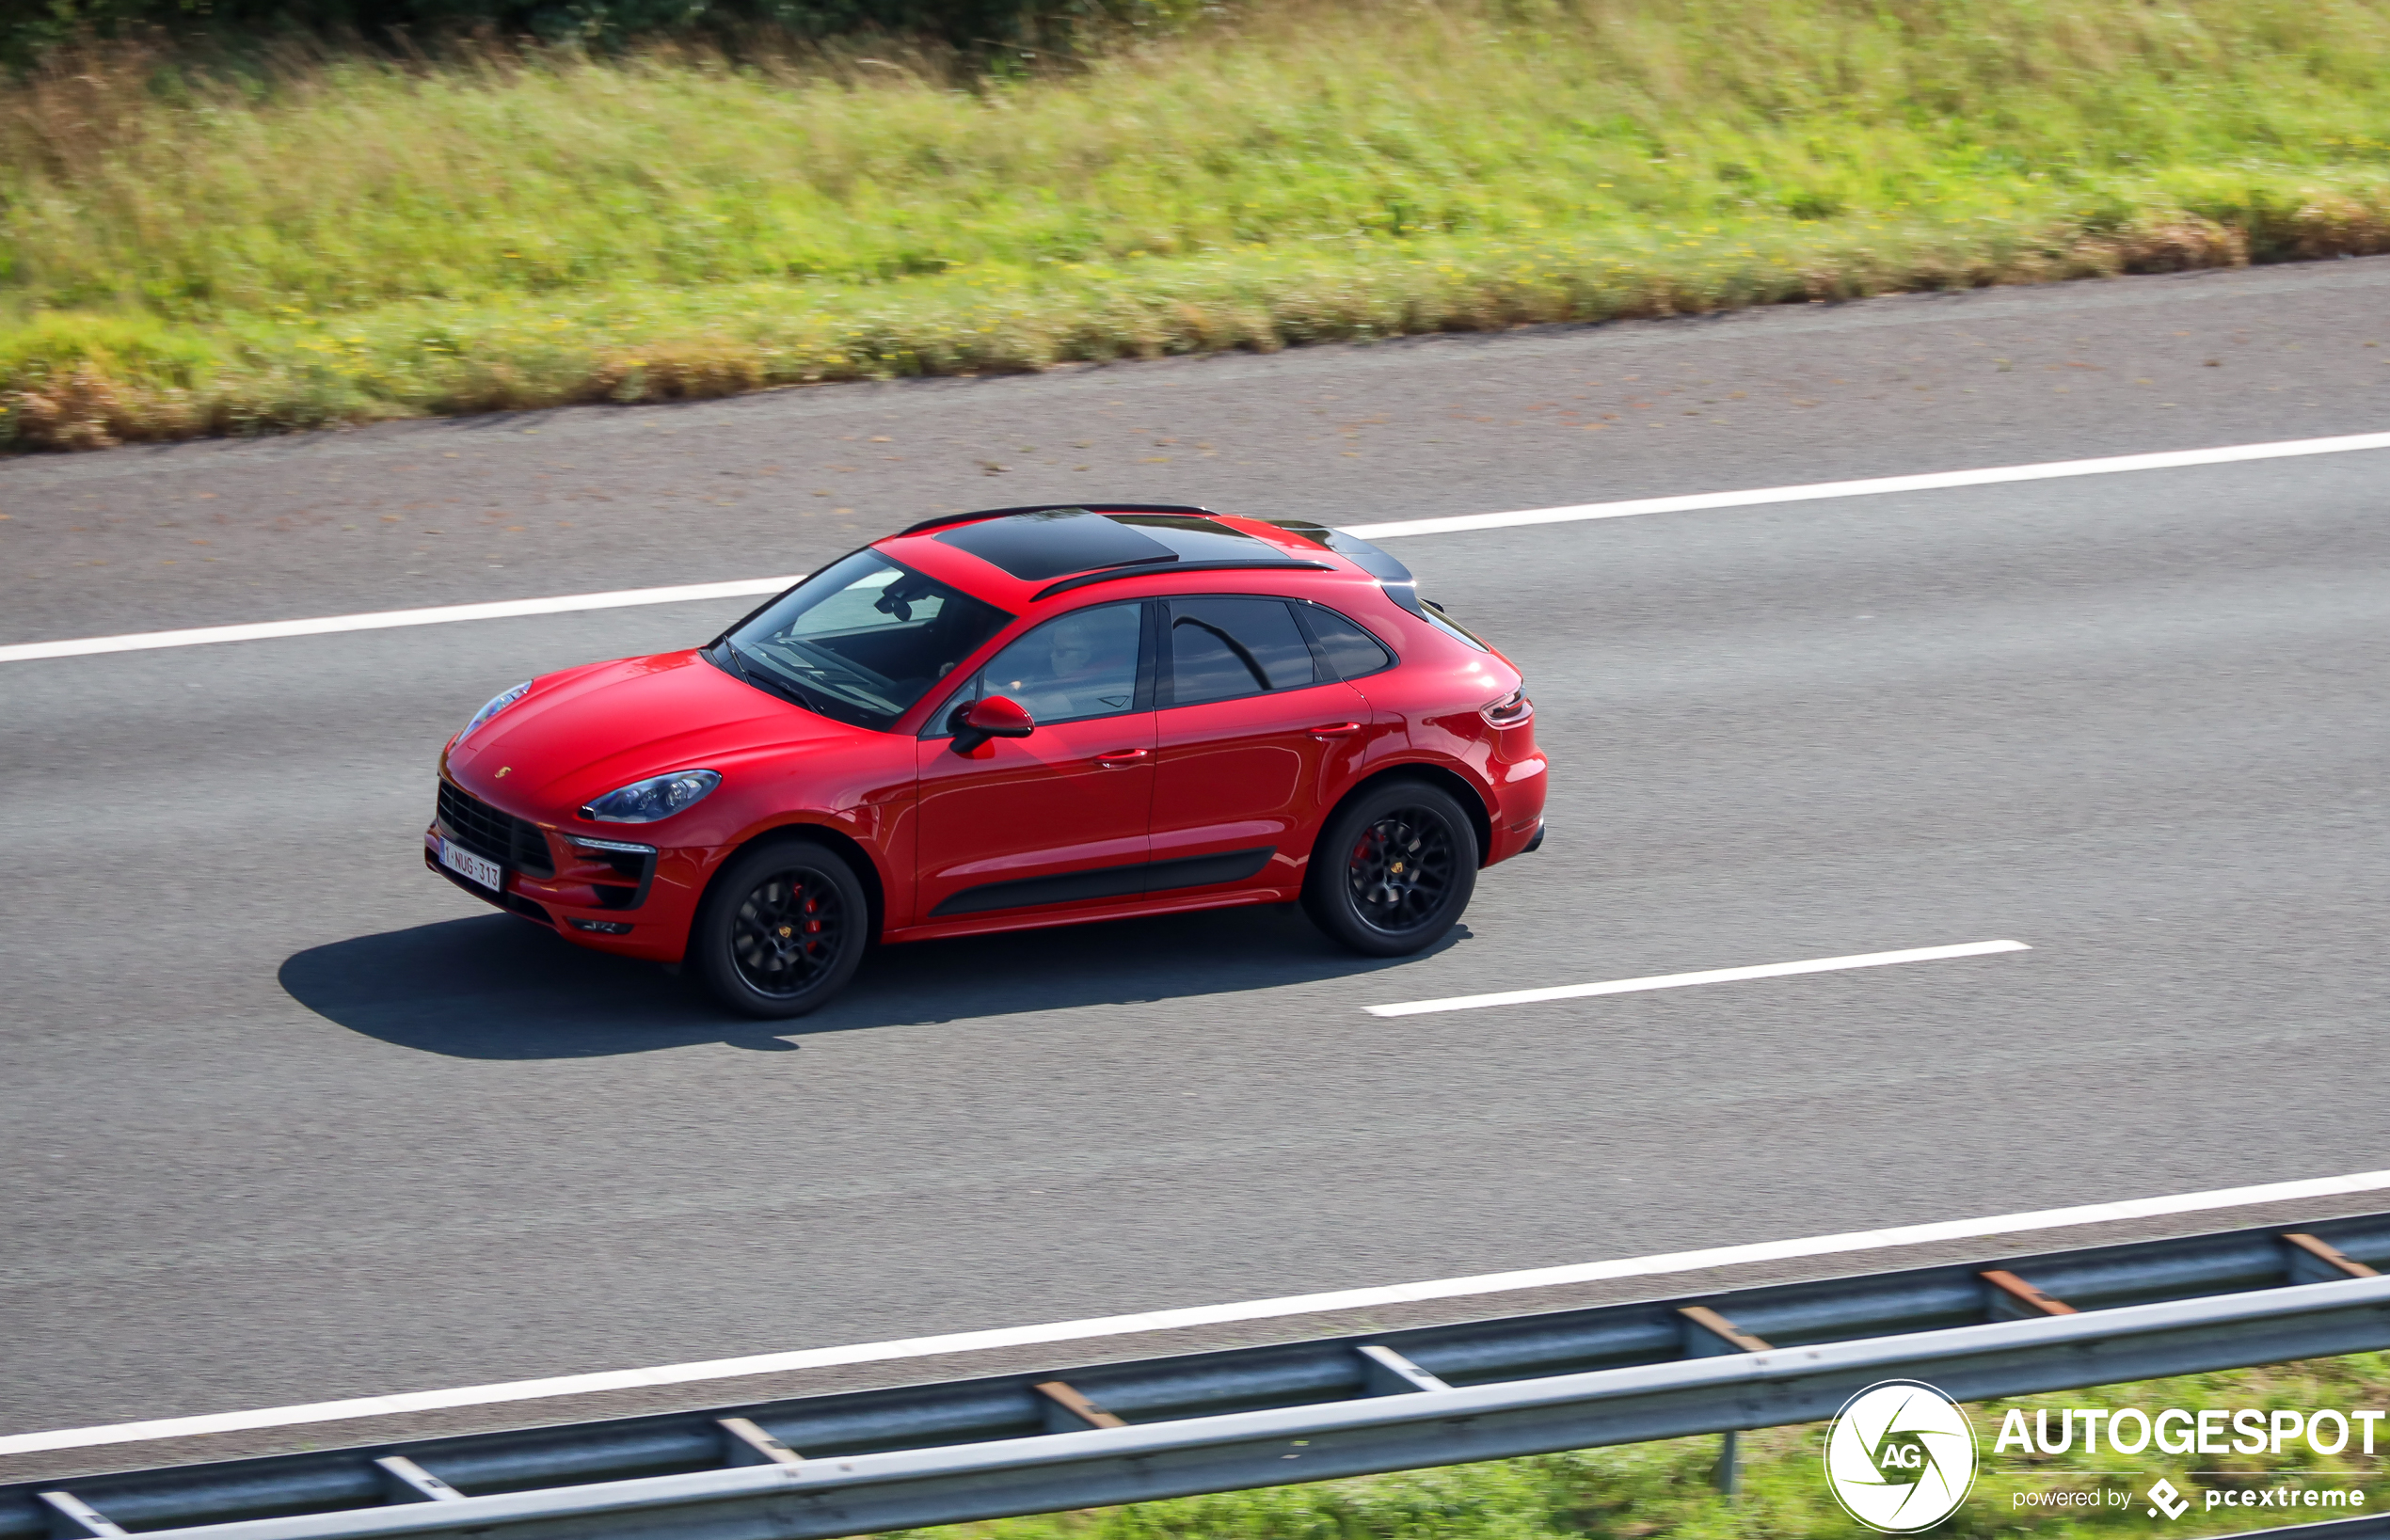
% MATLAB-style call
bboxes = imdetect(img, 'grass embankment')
[883,1354,2390,1540]
[8,0,2390,449]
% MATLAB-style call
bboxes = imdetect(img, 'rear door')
[913,600,1159,923]
[1149,595,1371,895]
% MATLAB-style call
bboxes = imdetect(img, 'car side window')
[1296,603,1395,680]
[972,601,1147,726]
[1166,597,1320,707]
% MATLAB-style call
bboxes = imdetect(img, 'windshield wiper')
[709,641,840,720]
[763,636,904,715]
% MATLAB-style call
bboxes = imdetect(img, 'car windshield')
[713,550,1013,731]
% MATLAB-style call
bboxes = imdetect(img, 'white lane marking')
[0,577,803,664]
[1365,940,2031,1018]
[8,1160,2389,1456]
[9,428,2390,664]
[1339,428,2390,540]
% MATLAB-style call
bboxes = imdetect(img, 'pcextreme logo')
[1824,1380,1981,1532]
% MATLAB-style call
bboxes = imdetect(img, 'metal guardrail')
[9,1214,2390,1540]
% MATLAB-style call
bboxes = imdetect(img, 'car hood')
[444,650,871,814]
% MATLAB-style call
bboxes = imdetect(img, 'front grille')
[437,781,553,877]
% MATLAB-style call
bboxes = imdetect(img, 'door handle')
[1306,722,1362,738]
[1092,748,1150,767]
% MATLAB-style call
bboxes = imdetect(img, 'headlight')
[463,681,533,738]
[582,769,722,823]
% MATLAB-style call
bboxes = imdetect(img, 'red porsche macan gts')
[426,504,1548,1016]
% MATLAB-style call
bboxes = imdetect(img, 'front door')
[913,600,1158,923]
[1150,595,1371,895]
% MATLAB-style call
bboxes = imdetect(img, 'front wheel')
[690,838,869,1018]
[1302,780,1479,957]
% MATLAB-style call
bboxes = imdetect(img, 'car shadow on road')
[280,907,1459,1059]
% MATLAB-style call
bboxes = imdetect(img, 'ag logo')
[1824,1379,1979,1532]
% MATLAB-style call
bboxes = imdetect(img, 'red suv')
[427,505,1547,1016]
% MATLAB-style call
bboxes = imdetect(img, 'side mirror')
[950,694,1035,755]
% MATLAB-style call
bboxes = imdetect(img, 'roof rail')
[898,504,1219,538]
[1032,558,1333,602]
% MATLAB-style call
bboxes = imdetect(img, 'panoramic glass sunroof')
[933,510,1174,580]
[1107,514,1284,564]
[933,509,1292,581]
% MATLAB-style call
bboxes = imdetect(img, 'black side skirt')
[930,846,1277,919]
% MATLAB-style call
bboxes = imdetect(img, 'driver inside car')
[991,604,1139,723]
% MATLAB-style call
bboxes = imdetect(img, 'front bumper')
[424,782,705,961]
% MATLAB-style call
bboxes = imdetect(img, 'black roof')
[931,507,1310,582]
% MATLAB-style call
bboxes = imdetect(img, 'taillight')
[1481,689,1532,727]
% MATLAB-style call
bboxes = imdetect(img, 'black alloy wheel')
[1303,779,1479,957]
[733,873,845,995]
[693,838,869,1018]
[1346,806,1458,931]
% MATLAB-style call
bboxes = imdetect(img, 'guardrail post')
[1359,1344,1452,1395]
[718,1417,805,1468]
[2284,1233,2381,1286]
[1982,1270,2076,1322]
[1679,1306,1771,1357]
[1679,1307,1770,1500]
[374,1456,466,1503]
[37,1491,126,1538]
[1035,1379,1128,1433]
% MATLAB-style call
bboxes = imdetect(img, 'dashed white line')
[8,428,2389,664]
[1364,940,2032,1018]
[7,1160,2389,1456]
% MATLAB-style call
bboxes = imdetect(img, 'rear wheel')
[691,838,869,1018]
[1303,780,1479,957]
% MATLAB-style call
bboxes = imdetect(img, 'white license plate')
[438,836,503,895]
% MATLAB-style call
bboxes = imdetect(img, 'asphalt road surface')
[6,260,2390,1480]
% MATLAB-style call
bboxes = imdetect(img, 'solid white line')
[0,577,803,664]
[1364,940,2031,1018]
[8,1159,2390,1457]
[1337,428,2390,540]
[8,428,2390,664]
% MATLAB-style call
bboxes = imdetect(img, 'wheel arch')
[1318,761,1496,870]
[700,819,887,945]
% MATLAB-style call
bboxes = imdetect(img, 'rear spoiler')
[1256,518,1433,620]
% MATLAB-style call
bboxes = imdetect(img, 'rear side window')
[1166,597,1319,706]
[1297,604,1395,679]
